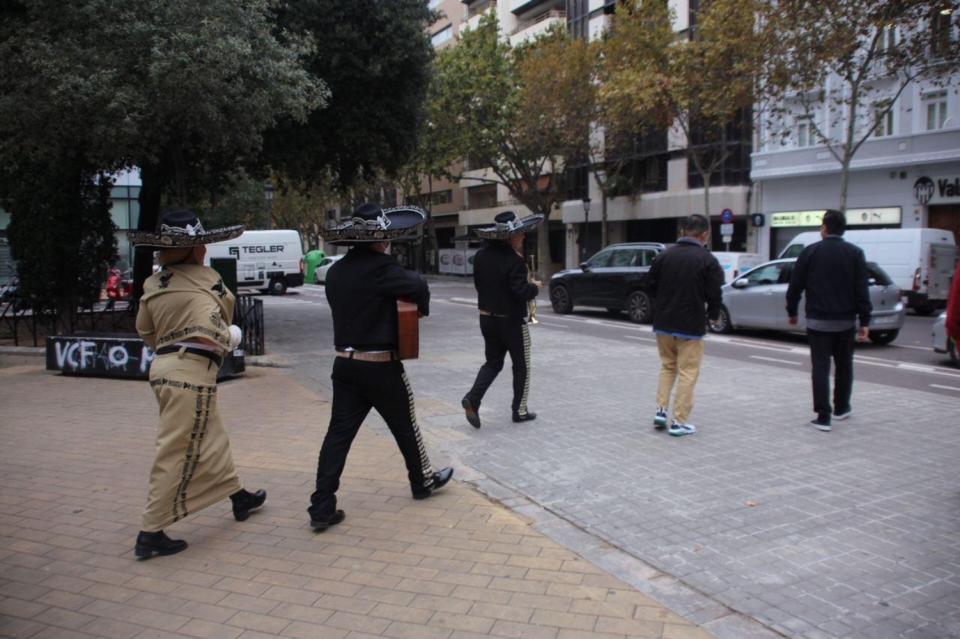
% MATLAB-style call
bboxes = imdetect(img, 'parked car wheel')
[550,285,572,314]
[709,306,733,334]
[270,278,287,295]
[626,290,652,324]
[868,329,899,346]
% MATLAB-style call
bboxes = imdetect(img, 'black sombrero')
[320,203,426,245]
[474,210,544,240]
[128,209,244,248]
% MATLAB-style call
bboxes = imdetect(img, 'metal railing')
[234,295,265,356]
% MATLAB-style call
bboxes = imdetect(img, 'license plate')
[873,315,897,325]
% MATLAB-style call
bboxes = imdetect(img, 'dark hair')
[681,214,710,236]
[822,209,846,235]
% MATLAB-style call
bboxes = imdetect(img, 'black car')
[549,242,665,323]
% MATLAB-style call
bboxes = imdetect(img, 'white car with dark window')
[709,258,905,345]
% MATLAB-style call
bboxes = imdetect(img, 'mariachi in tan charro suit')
[130,209,266,559]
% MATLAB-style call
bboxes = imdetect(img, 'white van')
[710,252,764,284]
[778,228,958,314]
[205,229,305,295]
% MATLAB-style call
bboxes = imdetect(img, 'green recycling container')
[303,250,326,284]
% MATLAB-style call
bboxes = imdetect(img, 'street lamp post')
[263,180,274,230]
[582,197,591,262]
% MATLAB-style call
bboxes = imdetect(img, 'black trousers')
[309,357,434,520]
[464,316,531,416]
[807,328,856,419]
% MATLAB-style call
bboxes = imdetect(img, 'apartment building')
[751,11,960,257]
[445,1,754,270]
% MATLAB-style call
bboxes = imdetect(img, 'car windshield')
[866,262,893,286]
[586,250,612,268]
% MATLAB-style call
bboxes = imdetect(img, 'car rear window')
[866,262,893,286]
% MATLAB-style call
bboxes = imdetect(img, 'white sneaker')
[653,407,668,430]
[667,420,696,437]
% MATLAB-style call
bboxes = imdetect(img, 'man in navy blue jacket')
[644,214,724,437]
[786,209,871,432]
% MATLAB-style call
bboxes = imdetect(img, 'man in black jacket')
[461,211,543,428]
[308,204,453,532]
[786,209,871,432]
[644,214,724,437]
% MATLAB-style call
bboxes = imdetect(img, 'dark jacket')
[786,236,871,327]
[326,246,429,351]
[473,241,538,321]
[644,238,724,337]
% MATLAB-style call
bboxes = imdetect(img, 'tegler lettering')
[239,245,284,254]
[938,178,959,198]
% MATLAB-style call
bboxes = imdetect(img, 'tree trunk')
[838,156,851,213]
[703,171,712,221]
[601,192,608,248]
[535,213,550,280]
[132,162,164,302]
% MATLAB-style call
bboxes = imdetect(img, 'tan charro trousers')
[141,352,242,532]
[655,333,705,424]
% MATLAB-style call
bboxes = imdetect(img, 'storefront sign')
[770,207,901,228]
[914,175,960,204]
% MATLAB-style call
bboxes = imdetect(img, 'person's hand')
[532,279,543,288]
[787,316,798,326]
[857,326,869,342]
[228,324,243,349]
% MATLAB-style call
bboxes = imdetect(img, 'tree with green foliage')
[600,0,764,220]
[263,0,437,191]
[760,0,960,211]
[5,155,116,330]
[425,15,594,271]
[0,0,326,298]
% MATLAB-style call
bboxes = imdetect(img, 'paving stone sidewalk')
[0,362,714,639]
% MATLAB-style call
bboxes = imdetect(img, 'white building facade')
[752,27,960,258]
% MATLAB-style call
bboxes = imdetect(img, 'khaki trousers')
[655,333,704,424]
[142,352,242,532]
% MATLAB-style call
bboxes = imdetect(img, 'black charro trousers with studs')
[464,315,531,418]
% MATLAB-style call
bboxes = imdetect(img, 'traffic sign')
[720,223,734,236]
[720,208,734,223]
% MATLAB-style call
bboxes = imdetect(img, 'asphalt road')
[265,279,959,399]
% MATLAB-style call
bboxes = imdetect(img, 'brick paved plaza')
[0,361,716,639]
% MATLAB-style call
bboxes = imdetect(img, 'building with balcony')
[751,14,960,258]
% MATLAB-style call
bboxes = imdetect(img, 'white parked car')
[932,312,957,366]
[314,254,344,284]
[709,258,905,345]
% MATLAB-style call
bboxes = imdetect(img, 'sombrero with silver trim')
[320,203,426,245]
[128,209,244,248]
[474,210,544,240]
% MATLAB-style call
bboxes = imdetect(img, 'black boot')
[135,530,187,559]
[462,397,481,429]
[512,411,537,423]
[310,509,345,532]
[231,488,267,522]
[412,467,454,500]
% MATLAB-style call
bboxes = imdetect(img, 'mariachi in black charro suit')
[308,203,453,532]
[462,211,544,427]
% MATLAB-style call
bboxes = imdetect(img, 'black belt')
[156,345,223,366]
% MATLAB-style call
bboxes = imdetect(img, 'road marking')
[930,384,960,392]
[750,355,802,366]
[623,335,656,343]
[855,359,898,369]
